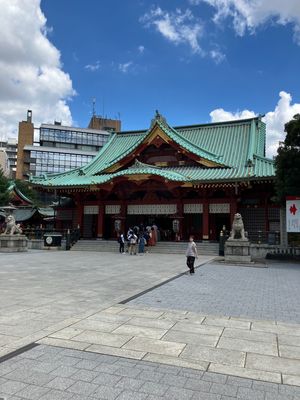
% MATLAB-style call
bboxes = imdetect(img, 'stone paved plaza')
[1,344,300,400]
[130,261,300,323]
[0,250,300,398]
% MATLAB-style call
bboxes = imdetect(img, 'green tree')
[0,168,9,206]
[275,114,300,204]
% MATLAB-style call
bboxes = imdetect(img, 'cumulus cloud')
[84,60,101,71]
[191,0,300,44]
[0,0,75,141]
[209,91,300,157]
[140,6,204,55]
[210,108,256,121]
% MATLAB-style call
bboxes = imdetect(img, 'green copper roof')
[30,114,275,188]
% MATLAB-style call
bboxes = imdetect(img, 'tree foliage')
[275,114,300,204]
[0,168,10,206]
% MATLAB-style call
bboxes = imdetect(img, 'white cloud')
[140,6,204,55]
[210,108,256,121]
[192,0,300,44]
[138,45,145,54]
[209,91,300,157]
[0,0,75,141]
[84,60,101,71]
[209,49,226,64]
[264,91,300,156]
[118,61,133,73]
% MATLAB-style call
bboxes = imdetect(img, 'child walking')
[185,235,198,274]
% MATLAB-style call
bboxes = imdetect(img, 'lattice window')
[127,204,177,215]
[184,204,203,214]
[84,205,99,215]
[209,203,230,214]
[105,205,121,215]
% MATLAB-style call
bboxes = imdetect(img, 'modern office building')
[0,138,18,177]
[0,148,10,177]
[16,111,119,179]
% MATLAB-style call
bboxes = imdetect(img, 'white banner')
[286,199,300,232]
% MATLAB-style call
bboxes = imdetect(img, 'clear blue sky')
[40,0,300,131]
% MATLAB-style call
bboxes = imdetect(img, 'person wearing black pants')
[185,235,198,274]
[118,233,125,254]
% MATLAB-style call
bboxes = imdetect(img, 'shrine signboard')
[286,196,300,232]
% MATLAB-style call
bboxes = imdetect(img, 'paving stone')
[163,329,219,347]
[115,377,145,390]
[92,372,122,385]
[0,380,28,395]
[87,344,146,360]
[210,382,238,397]
[226,376,252,388]
[115,390,149,400]
[73,359,100,370]
[45,376,75,390]
[252,380,279,393]
[208,363,281,383]
[115,366,143,378]
[112,324,167,339]
[144,353,209,371]
[70,368,99,382]
[66,380,99,396]
[278,384,300,397]
[203,317,250,329]
[181,344,246,367]
[164,386,195,399]
[237,387,265,400]
[265,393,294,400]
[71,330,132,347]
[192,393,222,400]
[160,373,187,387]
[185,377,212,392]
[123,336,186,357]
[49,365,78,378]
[246,353,300,375]
[91,384,123,399]
[217,336,278,356]
[202,372,228,384]
[138,370,164,382]
[39,389,74,400]
[139,380,169,395]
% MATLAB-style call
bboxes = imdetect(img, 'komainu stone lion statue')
[229,213,246,240]
[2,215,22,235]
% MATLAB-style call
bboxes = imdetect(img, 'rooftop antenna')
[92,98,96,117]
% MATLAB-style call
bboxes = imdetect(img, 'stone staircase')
[71,240,219,255]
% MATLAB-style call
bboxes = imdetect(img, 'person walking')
[118,233,125,254]
[185,235,198,274]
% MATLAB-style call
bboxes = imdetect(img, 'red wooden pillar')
[97,205,104,239]
[202,201,209,240]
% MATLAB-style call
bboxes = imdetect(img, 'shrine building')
[30,112,278,242]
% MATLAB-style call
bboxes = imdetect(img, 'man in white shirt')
[185,235,198,274]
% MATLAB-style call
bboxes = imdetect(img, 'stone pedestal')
[225,239,251,263]
[0,235,28,252]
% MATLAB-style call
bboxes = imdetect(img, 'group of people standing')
[117,227,199,276]
[117,224,158,255]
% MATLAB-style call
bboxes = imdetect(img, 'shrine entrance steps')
[71,240,219,255]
